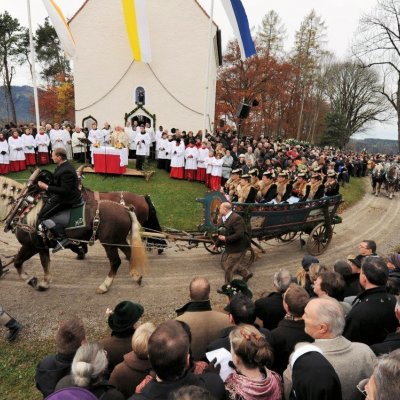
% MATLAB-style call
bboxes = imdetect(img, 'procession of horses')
[371,160,400,199]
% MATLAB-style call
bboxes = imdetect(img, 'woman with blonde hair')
[109,322,155,398]
[225,324,282,400]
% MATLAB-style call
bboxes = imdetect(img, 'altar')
[92,146,128,174]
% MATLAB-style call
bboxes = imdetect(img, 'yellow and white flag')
[42,0,75,58]
[121,0,152,63]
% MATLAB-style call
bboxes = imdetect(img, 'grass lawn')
[0,168,366,400]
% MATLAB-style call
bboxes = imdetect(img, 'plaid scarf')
[225,368,282,400]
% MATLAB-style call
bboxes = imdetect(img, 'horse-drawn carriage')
[0,169,342,292]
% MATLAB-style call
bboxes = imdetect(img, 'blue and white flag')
[221,0,256,60]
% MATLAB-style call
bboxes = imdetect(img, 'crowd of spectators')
[20,239,399,400]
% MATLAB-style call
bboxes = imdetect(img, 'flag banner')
[42,0,75,58]
[221,0,256,60]
[121,0,152,63]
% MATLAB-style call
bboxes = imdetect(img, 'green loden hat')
[108,301,144,332]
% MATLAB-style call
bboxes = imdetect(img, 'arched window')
[135,87,145,105]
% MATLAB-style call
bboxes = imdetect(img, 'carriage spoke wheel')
[220,247,256,270]
[203,232,224,254]
[306,223,333,256]
[278,231,297,242]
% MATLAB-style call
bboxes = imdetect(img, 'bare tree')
[324,61,390,147]
[353,0,400,151]
[256,10,286,58]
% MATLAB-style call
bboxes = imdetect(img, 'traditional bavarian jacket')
[8,136,26,161]
[185,146,199,170]
[276,180,292,203]
[325,180,340,197]
[292,180,307,198]
[197,147,209,170]
[259,182,277,203]
[308,182,325,200]
[21,133,36,154]
[0,139,10,164]
[238,182,257,203]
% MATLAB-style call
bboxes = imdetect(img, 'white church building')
[69,0,221,132]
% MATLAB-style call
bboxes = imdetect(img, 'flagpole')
[203,0,215,141]
[27,0,40,130]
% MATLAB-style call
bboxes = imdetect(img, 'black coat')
[343,273,362,298]
[35,352,74,398]
[128,371,226,400]
[47,161,81,205]
[255,292,286,330]
[270,319,313,376]
[370,331,400,355]
[343,286,398,346]
[222,212,250,254]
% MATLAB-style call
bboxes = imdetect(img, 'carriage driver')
[37,148,82,253]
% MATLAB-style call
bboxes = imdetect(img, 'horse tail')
[143,194,167,249]
[128,210,149,278]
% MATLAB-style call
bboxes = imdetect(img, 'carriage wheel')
[203,232,224,254]
[278,231,297,242]
[220,247,256,270]
[306,223,333,256]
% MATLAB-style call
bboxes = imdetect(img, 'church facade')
[69,0,220,132]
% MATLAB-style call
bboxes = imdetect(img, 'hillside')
[0,85,35,125]
[347,138,399,154]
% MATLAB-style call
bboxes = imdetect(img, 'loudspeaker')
[236,103,251,119]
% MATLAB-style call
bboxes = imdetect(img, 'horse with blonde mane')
[0,170,148,293]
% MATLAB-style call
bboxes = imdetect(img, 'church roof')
[68,0,218,28]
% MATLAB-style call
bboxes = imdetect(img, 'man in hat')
[258,171,277,203]
[35,317,86,397]
[325,171,340,196]
[99,300,144,373]
[276,170,292,203]
[217,202,253,283]
[175,276,230,361]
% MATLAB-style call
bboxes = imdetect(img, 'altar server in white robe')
[157,131,169,170]
[50,123,67,151]
[204,149,215,188]
[126,121,137,159]
[184,140,199,181]
[102,122,112,146]
[35,126,50,165]
[134,125,151,171]
[71,126,86,163]
[21,128,36,166]
[170,138,185,179]
[0,132,10,174]
[196,142,209,183]
[8,130,26,172]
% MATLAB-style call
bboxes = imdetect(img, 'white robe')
[205,156,215,174]
[165,140,173,160]
[170,142,185,168]
[185,146,199,170]
[50,129,67,151]
[88,128,104,147]
[0,140,10,164]
[197,147,209,170]
[63,130,73,159]
[8,136,26,161]
[71,131,86,154]
[135,132,151,156]
[21,134,36,154]
[211,157,224,177]
[126,127,137,151]
[101,128,111,146]
[157,138,169,159]
[35,133,50,153]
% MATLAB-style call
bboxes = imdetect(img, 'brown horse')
[0,171,148,293]
[77,166,167,252]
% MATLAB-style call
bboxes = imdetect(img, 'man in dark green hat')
[99,300,144,373]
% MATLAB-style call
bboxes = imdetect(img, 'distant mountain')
[347,138,399,154]
[0,85,35,125]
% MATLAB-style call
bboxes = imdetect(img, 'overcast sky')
[0,0,396,140]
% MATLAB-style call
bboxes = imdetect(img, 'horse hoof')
[135,276,143,286]
[157,249,164,255]
[96,287,107,294]
[76,251,85,260]
[37,283,49,291]
[27,277,38,289]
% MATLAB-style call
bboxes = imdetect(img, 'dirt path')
[1,179,398,340]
